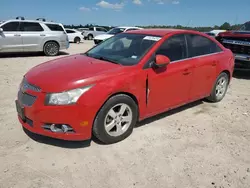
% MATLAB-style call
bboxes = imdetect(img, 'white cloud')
[92,7,99,10]
[151,0,180,4]
[133,0,142,5]
[172,1,180,4]
[96,1,124,10]
[79,6,91,11]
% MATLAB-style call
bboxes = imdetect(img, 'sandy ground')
[0,41,250,188]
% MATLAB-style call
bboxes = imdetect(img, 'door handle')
[14,34,21,37]
[183,68,191,75]
[40,34,46,36]
[212,61,217,66]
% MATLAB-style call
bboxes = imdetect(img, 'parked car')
[16,29,234,144]
[203,32,216,38]
[77,27,89,32]
[94,26,143,45]
[216,21,250,70]
[65,28,84,43]
[0,17,69,56]
[82,26,108,40]
[210,30,227,36]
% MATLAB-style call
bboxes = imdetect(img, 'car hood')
[25,54,123,92]
[218,30,250,38]
[94,34,114,40]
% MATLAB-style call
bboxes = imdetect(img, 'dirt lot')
[0,41,250,188]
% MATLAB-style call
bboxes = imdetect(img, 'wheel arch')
[220,69,231,83]
[43,40,60,50]
[92,91,140,131]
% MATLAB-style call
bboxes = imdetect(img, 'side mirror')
[154,54,170,68]
[0,28,3,32]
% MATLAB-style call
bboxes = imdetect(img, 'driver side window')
[156,34,187,62]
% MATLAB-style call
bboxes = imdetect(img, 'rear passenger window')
[46,24,64,31]
[156,34,187,62]
[89,27,94,31]
[21,22,43,31]
[1,22,20,31]
[187,34,222,57]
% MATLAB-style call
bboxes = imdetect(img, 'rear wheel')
[93,94,138,144]
[43,41,59,56]
[207,72,229,102]
[74,37,81,44]
[87,34,93,40]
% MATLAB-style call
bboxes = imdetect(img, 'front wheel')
[207,72,229,102]
[43,41,59,56]
[93,94,138,144]
[87,34,93,40]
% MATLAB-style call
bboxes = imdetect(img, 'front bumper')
[234,54,250,70]
[16,90,94,141]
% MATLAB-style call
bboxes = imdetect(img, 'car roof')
[6,19,62,25]
[126,28,201,36]
[117,26,142,29]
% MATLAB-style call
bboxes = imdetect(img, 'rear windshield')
[46,24,64,31]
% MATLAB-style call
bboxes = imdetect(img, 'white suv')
[0,17,69,56]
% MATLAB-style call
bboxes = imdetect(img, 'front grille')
[18,91,37,106]
[219,37,250,55]
[21,78,41,92]
[223,43,250,55]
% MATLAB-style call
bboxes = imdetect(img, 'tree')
[220,22,231,30]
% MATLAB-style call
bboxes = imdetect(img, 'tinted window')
[96,27,106,32]
[156,34,187,62]
[89,27,94,31]
[66,29,75,33]
[46,24,64,31]
[20,22,43,31]
[1,22,20,31]
[187,34,222,57]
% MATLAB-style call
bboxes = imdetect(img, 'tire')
[43,41,59,56]
[87,34,93,40]
[93,94,138,144]
[207,72,229,102]
[74,37,81,44]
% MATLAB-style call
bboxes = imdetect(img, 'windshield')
[107,28,126,35]
[85,33,161,66]
[240,22,250,31]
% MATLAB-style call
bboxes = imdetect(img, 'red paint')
[17,29,234,141]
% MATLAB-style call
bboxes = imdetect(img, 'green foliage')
[64,22,244,32]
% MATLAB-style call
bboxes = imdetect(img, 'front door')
[0,21,23,52]
[146,34,194,116]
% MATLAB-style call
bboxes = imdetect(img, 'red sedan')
[16,29,234,144]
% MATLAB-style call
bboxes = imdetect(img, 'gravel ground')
[0,41,250,188]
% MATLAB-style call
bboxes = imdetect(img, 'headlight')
[45,85,93,105]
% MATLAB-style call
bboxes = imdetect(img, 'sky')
[0,0,250,27]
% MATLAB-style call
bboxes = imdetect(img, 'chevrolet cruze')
[16,29,234,144]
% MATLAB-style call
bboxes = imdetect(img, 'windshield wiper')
[97,56,121,65]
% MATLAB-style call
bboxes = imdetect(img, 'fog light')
[43,124,74,133]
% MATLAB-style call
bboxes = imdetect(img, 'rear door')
[187,34,223,100]
[95,27,107,37]
[20,22,44,51]
[0,21,23,52]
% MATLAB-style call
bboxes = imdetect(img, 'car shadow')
[23,100,203,148]
[233,70,250,80]
[0,51,69,58]
[23,127,91,149]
